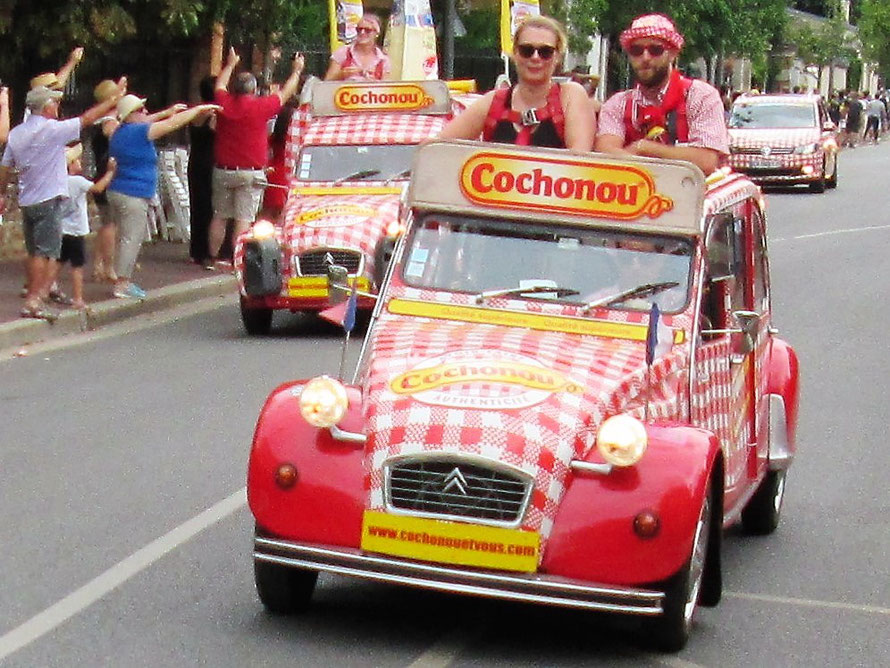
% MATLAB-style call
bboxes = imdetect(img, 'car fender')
[543,424,721,586]
[766,337,800,469]
[247,381,366,546]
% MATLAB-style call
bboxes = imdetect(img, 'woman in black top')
[438,15,594,151]
[188,76,217,266]
[89,79,120,282]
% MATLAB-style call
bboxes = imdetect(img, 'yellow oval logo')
[459,152,673,220]
[335,84,434,112]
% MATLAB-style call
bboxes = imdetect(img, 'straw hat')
[117,94,146,121]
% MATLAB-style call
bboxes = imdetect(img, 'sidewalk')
[0,240,236,351]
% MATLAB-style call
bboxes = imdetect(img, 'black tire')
[240,297,273,335]
[827,157,838,189]
[809,160,826,193]
[647,483,714,652]
[254,559,318,614]
[741,469,786,535]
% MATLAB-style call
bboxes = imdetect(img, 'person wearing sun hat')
[595,13,728,174]
[107,93,221,299]
[87,79,123,284]
[0,78,125,319]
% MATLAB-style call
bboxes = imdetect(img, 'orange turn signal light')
[275,463,298,489]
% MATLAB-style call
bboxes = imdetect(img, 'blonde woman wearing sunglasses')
[595,14,728,175]
[439,15,594,150]
[325,13,391,81]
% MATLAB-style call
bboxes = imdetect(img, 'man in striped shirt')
[595,14,728,175]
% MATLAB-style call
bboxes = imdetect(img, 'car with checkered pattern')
[728,93,839,192]
[234,80,476,335]
[246,141,800,651]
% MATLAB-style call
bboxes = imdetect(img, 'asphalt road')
[2,145,890,667]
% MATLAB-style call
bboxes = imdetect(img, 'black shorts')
[59,235,87,268]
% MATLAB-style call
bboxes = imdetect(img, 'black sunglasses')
[515,43,557,60]
[627,43,667,58]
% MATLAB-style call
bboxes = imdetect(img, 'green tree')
[858,0,890,81]
[788,2,857,89]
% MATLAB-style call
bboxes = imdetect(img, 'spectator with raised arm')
[206,47,304,269]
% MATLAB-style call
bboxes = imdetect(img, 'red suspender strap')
[674,76,693,143]
[483,87,511,141]
[546,83,565,144]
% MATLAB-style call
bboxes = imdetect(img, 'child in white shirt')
[59,143,116,309]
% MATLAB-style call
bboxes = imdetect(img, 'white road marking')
[408,629,469,668]
[772,223,890,243]
[658,657,708,668]
[0,488,247,661]
[726,591,890,615]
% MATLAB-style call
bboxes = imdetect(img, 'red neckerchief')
[628,69,686,143]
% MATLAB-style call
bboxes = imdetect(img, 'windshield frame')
[399,213,696,314]
[296,143,420,183]
[728,101,819,130]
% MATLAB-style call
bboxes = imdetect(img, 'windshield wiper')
[383,168,411,185]
[332,169,381,185]
[475,284,580,304]
[583,281,680,312]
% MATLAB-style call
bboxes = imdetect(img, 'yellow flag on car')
[329,0,364,51]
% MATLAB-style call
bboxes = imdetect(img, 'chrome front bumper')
[254,535,665,616]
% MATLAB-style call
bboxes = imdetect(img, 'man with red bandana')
[595,14,728,175]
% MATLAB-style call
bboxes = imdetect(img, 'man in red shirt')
[595,14,728,175]
[208,47,304,266]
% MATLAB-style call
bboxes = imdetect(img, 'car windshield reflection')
[729,103,817,129]
[402,215,694,313]
[297,144,419,182]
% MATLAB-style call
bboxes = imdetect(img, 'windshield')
[402,215,694,313]
[729,102,817,129]
[297,144,418,182]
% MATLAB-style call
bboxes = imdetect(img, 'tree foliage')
[858,0,890,80]
[788,1,857,82]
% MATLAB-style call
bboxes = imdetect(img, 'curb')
[0,274,236,352]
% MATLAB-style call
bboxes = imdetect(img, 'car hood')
[281,185,402,264]
[729,127,820,149]
[362,306,687,538]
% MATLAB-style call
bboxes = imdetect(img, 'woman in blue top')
[108,94,219,299]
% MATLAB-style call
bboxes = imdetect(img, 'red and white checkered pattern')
[282,189,401,281]
[363,286,690,545]
[619,13,685,51]
[703,172,762,216]
[728,128,824,179]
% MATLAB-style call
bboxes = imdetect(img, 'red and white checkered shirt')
[598,79,729,155]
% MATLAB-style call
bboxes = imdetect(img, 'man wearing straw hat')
[595,14,728,175]
[0,79,124,319]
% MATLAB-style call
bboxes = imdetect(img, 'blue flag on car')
[343,284,358,333]
[646,303,661,366]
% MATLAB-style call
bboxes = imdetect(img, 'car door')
[691,201,761,514]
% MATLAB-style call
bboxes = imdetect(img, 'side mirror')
[732,309,761,355]
[326,265,350,305]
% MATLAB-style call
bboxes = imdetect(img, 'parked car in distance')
[728,93,838,192]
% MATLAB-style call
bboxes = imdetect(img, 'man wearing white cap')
[595,14,728,174]
[0,80,124,318]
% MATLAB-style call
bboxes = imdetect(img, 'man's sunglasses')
[515,43,557,60]
[627,43,667,58]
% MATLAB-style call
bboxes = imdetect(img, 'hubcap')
[683,493,711,626]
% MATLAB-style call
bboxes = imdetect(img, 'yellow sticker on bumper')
[360,510,540,573]
[286,276,371,298]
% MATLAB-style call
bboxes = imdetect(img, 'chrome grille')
[297,249,362,276]
[386,459,531,525]
[732,146,794,155]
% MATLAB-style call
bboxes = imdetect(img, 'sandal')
[20,303,58,322]
[49,290,74,306]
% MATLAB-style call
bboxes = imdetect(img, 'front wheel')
[647,484,713,652]
[827,157,838,189]
[809,160,826,193]
[254,559,318,614]
[240,297,273,335]
[741,469,786,535]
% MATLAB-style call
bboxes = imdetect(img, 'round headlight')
[251,220,276,240]
[596,414,648,467]
[299,376,349,428]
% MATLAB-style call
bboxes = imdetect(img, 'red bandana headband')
[619,13,684,52]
